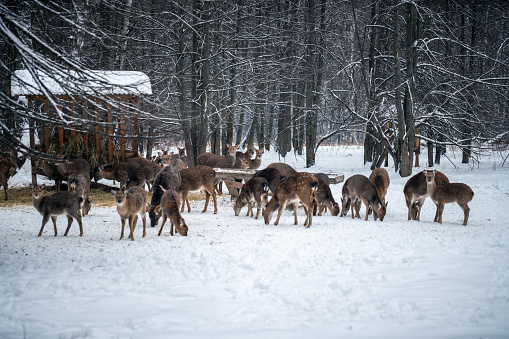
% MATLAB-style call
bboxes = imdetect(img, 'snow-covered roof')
[11,69,152,96]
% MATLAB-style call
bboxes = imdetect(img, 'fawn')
[234,177,270,219]
[156,186,188,236]
[404,170,449,221]
[68,173,92,216]
[340,174,387,221]
[197,145,238,168]
[423,170,474,226]
[149,165,181,227]
[313,176,340,216]
[262,172,319,227]
[31,184,84,237]
[178,165,218,214]
[112,186,148,241]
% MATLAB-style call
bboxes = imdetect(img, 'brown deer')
[31,184,84,237]
[149,165,181,227]
[127,160,162,190]
[251,167,287,194]
[0,155,17,200]
[423,170,474,226]
[179,165,217,214]
[38,160,64,192]
[340,174,387,221]
[262,172,319,227]
[197,145,238,168]
[366,168,390,217]
[111,186,148,241]
[404,170,449,221]
[68,173,92,216]
[177,147,188,167]
[57,158,91,181]
[234,177,270,219]
[156,186,188,236]
[266,162,297,178]
[234,146,255,168]
[247,148,264,170]
[313,176,340,216]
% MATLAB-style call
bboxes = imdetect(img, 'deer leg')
[50,216,58,236]
[306,203,313,228]
[274,201,286,226]
[170,218,174,236]
[38,214,51,236]
[255,202,261,219]
[129,215,137,241]
[141,213,147,237]
[76,214,83,236]
[158,213,167,236]
[180,191,187,213]
[406,198,412,220]
[293,203,299,225]
[202,190,210,213]
[63,214,73,236]
[437,202,444,224]
[120,218,126,240]
[350,199,355,219]
[363,200,370,221]
[461,203,470,226]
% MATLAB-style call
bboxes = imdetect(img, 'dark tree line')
[1,0,508,174]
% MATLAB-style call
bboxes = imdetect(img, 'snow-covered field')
[1,146,508,339]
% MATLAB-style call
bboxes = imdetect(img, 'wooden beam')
[58,104,64,153]
[107,104,113,163]
[28,98,37,185]
[120,114,126,161]
[70,101,76,141]
[43,99,50,153]
[95,99,101,160]
[82,101,89,160]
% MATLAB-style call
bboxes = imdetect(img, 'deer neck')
[32,195,44,213]
[226,153,236,167]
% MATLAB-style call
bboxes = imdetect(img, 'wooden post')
[43,99,50,153]
[28,97,37,185]
[70,100,77,142]
[384,122,389,167]
[58,103,64,153]
[120,113,126,161]
[107,103,113,163]
[95,99,101,160]
[414,127,420,167]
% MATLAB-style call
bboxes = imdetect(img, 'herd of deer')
[5,145,475,240]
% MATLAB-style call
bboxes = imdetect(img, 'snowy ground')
[1,146,508,339]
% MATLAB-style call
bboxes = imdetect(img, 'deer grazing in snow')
[31,184,84,237]
[178,165,218,214]
[312,175,340,216]
[234,177,270,219]
[262,172,319,227]
[403,170,449,221]
[340,174,387,221]
[251,167,287,194]
[423,169,474,226]
[156,186,188,236]
[366,168,390,217]
[197,145,238,168]
[112,186,148,241]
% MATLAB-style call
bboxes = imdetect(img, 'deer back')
[424,170,473,205]
[342,174,386,218]
[252,167,286,194]
[274,172,318,205]
[179,166,216,192]
[57,159,91,180]
[404,170,449,201]
[150,165,181,226]
[369,168,390,202]
[266,162,297,178]
[31,184,82,217]
[197,145,238,168]
[234,177,269,213]
[160,188,188,236]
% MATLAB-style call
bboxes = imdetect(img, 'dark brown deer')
[262,172,319,227]
[149,165,181,227]
[177,147,188,167]
[404,171,449,221]
[157,186,188,236]
[68,173,92,216]
[340,174,387,221]
[112,186,148,241]
[197,145,238,168]
[424,170,474,226]
[0,155,17,200]
[127,160,162,190]
[313,176,340,216]
[251,167,287,194]
[266,162,297,178]
[234,177,270,219]
[94,162,130,189]
[38,160,64,192]
[57,158,91,181]
[179,165,217,214]
[31,184,84,237]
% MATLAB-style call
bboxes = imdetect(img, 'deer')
[197,145,238,168]
[262,172,319,228]
[57,158,91,181]
[0,155,18,200]
[126,160,162,190]
[266,162,297,178]
[177,147,188,167]
[111,186,148,241]
[366,168,390,216]
[233,177,270,219]
[178,165,218,214]
[156,186,188,236]
[31,184,84,237]
[38,160,64,192]
[234,146,255,168]
[251,167,287,194]
[246,148,264,170]
[340,174,387,221]
[404,170,449,221]
[423,169,474,226]
[149,165,181,227]
[313,176,340,216]
[68,173,92,216]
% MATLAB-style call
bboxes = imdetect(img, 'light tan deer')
[340,174,387,221]
[423,170,474,226]
[262,172,319,227]
[179,165,217,214]
[404,170,449,221]
[247,148,264,169]
[234,177,270,219]
[157,186,188,236]
[31,184,84,237]
[112,186,148,241]
[197,145,238,168]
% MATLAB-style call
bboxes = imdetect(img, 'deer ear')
[422,170,427,175]
[123,190,129,195]
[433,169,437,174]
[111,190,117,195]
[30,184,35,189]
[40,184,45,189]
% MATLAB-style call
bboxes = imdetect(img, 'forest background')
[1,0,508,176]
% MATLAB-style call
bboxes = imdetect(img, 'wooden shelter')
[11,69,152,184]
